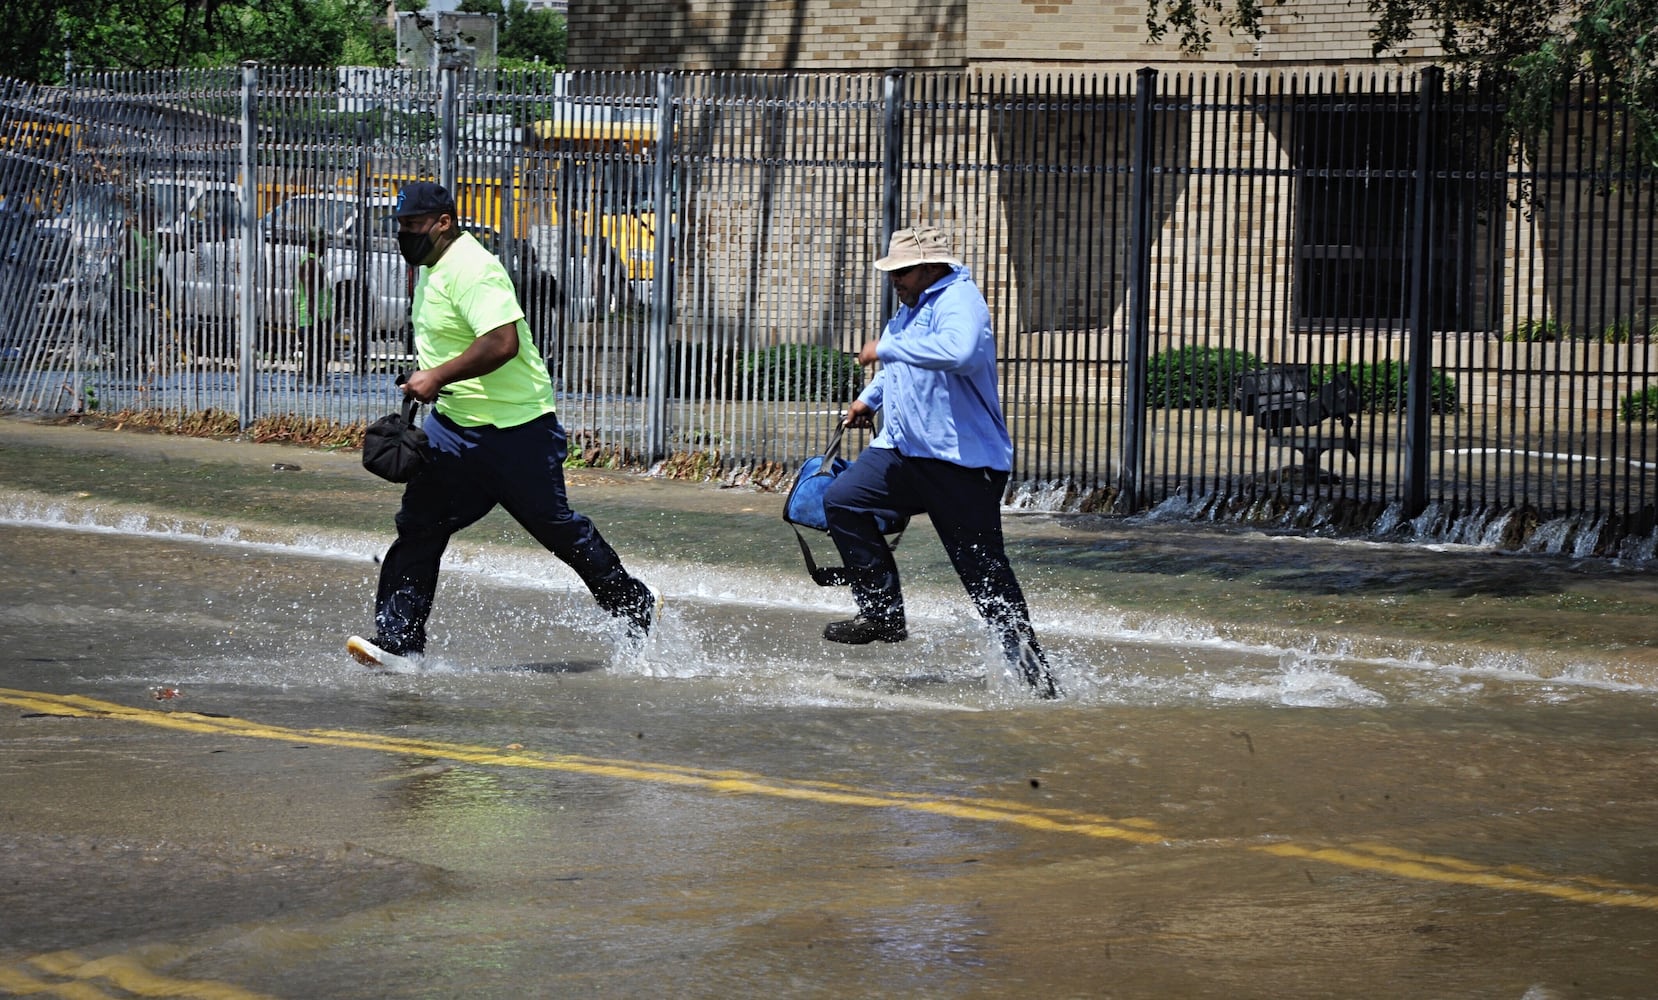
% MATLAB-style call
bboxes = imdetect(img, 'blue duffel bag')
[783,423,907,586]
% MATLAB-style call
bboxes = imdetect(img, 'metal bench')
[1232,364,1361,481]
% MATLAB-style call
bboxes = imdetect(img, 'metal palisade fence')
[0,65,1654,556]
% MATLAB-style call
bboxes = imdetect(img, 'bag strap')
[790,524,853,587]
[821,421,845,463]
[391,372,424,424]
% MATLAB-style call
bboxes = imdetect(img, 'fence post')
[62,60,89,414]
[1403,66,1442,518]
[880,68,905,319]
[353,119,374,372]
[438,61,459,193]
[236,60,259,429]
[1117,66,1158,513]
[645,70,678,460]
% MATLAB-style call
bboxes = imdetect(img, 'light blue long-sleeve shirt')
[857,265,1014,471]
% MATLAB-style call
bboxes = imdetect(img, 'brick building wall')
[569,0,968,71]
[569,0,1441,72]
[962,1,1442,68]
[964,0,1255,65]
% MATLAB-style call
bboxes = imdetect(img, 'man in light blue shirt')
[822,227,1057,698]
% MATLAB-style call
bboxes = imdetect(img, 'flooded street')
[3,421,1658,998]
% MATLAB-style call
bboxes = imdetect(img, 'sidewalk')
[4,413,1658,683]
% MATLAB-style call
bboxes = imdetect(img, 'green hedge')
[1342,360,1459,415]
[1507,316,1657,343]
[1146,346,1262,408]
[1144,348,1459,415]
[743,344,863,402]
[1620,386,1658,422]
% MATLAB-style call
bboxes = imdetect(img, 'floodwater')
[3,456,1658,997]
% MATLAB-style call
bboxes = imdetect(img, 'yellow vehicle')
[0,117,77,155]
[523,114,661,300]
[0,119,107,224]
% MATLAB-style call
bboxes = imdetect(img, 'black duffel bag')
[362,396,429,483]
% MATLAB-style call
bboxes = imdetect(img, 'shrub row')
[741,344,864,402]
[742,342,1658,425]
[1146,346,1460,415]
[1506,317,1658,344]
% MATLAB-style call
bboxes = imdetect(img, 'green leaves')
[1144,347,1461,416]
[1143,0,1658,167]
[16,0,400,81]
[743,344,863,402]
[457,0,568,68]
[1145,346,1261,409]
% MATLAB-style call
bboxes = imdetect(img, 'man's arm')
[844,351,886,425]
[402,324,519,402]
[876,288,986,372]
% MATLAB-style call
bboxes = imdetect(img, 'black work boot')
[831,564,905,645]
[823,614,908,645]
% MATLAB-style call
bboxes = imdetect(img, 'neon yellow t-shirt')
[411,231,555,428]
[294,251,333,328]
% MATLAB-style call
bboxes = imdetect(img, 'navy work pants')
[822,446,1041,656]
[373,410,644,654]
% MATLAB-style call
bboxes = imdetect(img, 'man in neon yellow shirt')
[348,182,659,669]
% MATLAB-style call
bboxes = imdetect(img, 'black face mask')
[397,229,435,267]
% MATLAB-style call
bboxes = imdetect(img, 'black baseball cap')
[392,181,456,218]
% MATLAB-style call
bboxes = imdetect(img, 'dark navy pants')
[822,446,1041,655]
[373,410,645,654]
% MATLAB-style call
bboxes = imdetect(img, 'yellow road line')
[18,951,278,1000]
[0,688,1169,844]
[1252,843,1658,911]
[0,962,112,999]
[6,687,1658,912]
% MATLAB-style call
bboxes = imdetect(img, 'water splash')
[10,485,1658,705]
[1210,651,1388,708]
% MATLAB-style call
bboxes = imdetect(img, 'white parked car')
[146,177,244,248]
[166,192,549,364]
[167,193,410,344]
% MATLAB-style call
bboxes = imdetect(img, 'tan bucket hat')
[874,226,962,271]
